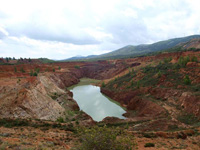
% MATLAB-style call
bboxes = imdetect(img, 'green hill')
[63,35,200,61]
[98,35,200,58]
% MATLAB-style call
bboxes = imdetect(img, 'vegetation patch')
[144,143,155,147]
[75,126,135,150]
[177,113,199,125]
[0,118,75,132]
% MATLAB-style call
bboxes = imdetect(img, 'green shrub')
[53,68,55,72]
[56,117,64,123]
[58,66,61,70]
[74,65,80,69]
[35,68,40,73]
[137,81,140,89]
[143,133,157,138]
[191,56,198,62]
[33,72,37,76]
[177,113,199,125]
[164,57,172,63]
[101,81,105,88]
[20,67,25,73]
[178,56,190,67]
[131,80,134,86]
[144,143,155,147]
[158,71,161,78]
[184,75,191,85]
[14,66,17,72]
[30,70,33,76]
[76,126,135,150]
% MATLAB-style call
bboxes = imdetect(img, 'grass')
[0,118,76,132]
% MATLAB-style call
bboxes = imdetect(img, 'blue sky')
[0,0,200,59]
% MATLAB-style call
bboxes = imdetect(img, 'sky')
[0,0,200,59]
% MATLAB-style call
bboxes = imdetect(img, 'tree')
[30,70,33,76]
[137,81,140,89]
[33,72,37,76]
[131,80,134,86]
[158,71,161,78]
[35,68,40,73]
[20,67,25,73]
[101,81,105,88]
[191,56,198,62]
[14,66,17,72]
[74,65,80,69]
[184,75,191,85]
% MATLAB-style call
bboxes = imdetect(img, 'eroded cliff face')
[101,89,166,118]
[0,75,71,120]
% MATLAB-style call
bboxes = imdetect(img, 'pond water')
[70,84,126,121]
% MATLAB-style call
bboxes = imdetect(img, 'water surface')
[70,84,126,121]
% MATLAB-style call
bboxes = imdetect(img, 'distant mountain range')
[63,35,200,61]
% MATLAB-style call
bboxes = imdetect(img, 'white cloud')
[121,8,138,18]
[0,0,200,59]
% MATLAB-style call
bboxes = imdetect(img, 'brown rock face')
[178,92,200,118]
[0,75,66,120]
[128,97,166,117]
[101,89,166,118]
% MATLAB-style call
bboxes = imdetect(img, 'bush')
[74,65,80,69]
[131,80,134,86]
[157,71,161,78]
[58,66,61,70]
[101,81,105,88]
[137,81,140,89]
[164,57,172,63]
[177,113,199,125]
[184,75,191,85]
[144,143,155,147]
[191,56,198,62]
[56,117,64,123]
[30,70,33,76]
[14,67,17,72]
[33,72,37,76]
[178,56,190,67]
[53,68,55,72]
[35,68,40,73]
[76,126,135,150]
[20,67,25,73]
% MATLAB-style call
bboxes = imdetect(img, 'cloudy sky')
[0,0,200,59]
